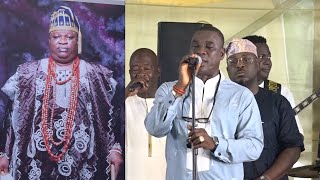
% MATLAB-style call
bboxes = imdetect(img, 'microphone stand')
[190,65,198,180]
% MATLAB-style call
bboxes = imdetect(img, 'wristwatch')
[213,136,219,146]
[211,136,219,152]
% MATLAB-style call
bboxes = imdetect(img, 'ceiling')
[125,0,316,10]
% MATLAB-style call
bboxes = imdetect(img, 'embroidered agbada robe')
[1,58,120,179]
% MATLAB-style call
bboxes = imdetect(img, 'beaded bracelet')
[0,152,9,160]
[173,84,185,96]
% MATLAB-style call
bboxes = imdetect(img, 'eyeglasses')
[227,56,257,66]
[181,101,214,123]
[258,55,271,61]
[180,72,221,123]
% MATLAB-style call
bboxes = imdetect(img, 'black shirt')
[244,88,304,180]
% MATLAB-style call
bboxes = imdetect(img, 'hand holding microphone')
[186,55,202,69]
[125,74,149,98]
[128,82,144,92]
[175,54,202,91]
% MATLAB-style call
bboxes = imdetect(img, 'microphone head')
[185,55,202,67]
[195,55,202,65]
[128,82,143,92]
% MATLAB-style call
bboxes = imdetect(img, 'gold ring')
[199,136,204,143]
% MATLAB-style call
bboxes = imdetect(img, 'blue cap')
[49,6,79,33]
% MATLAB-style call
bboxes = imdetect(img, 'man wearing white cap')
[0,6,123,179]
[226,38,304,180]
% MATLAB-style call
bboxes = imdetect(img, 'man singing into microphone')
[145,24,264,179]
[125,48,166,180]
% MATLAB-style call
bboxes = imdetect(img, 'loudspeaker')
[157,22,204,84]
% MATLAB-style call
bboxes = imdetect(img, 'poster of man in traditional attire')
[0,1,125,179]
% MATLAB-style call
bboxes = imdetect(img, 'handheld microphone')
[128,82,143,92]
[186,55,202,68]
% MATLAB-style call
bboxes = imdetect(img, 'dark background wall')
[158,22,203,84]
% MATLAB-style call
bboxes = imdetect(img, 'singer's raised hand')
[187,124,216,151]
[176,54,201,90]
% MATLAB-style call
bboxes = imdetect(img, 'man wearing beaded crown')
[0,6,123,179]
